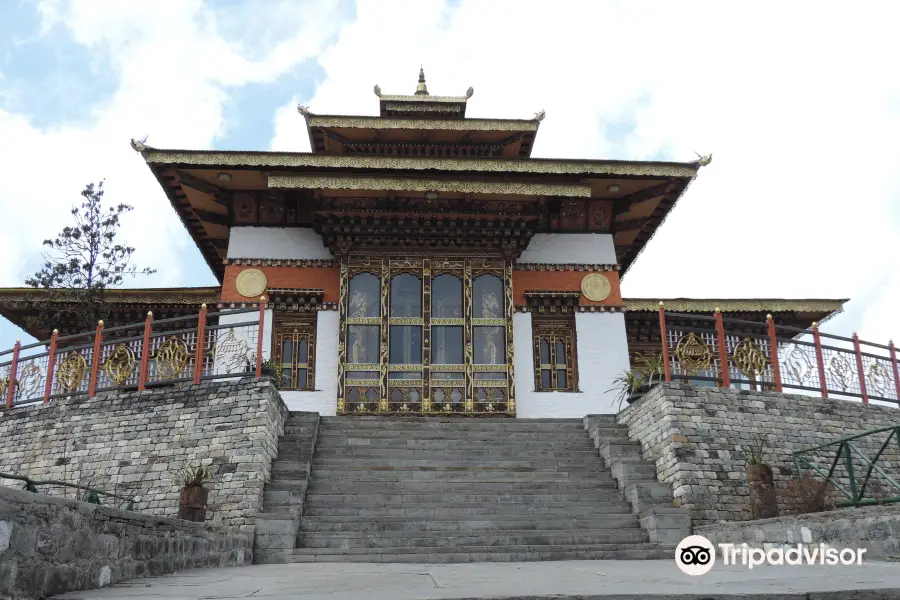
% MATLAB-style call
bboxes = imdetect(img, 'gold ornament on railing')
[155,337,190,379]
[827,353,854,392]
[18,363,43,399]
[103,344,137,385]
[674,332,712,375]
[732,338,768,378]
[867,361,893,397]
[57,352,87,392]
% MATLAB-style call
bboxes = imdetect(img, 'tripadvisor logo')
[675,535,867,575]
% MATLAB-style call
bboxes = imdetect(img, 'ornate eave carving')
[143,150,699,179]
[516,303,625,313]
[307,116,537,132]
[383,103,462,113]
[516,263,620,272]
[268,174,591,198]
[524,291,582,314]
[225,258,337,268]
[268,288,326,312]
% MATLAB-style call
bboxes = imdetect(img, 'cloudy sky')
[1,0,898,352]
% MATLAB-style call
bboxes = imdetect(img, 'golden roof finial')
[415,66,429,96]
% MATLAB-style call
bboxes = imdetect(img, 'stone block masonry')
[618,383,900,525]
[0,485,252,600]
[696,504,900,560]
[0,378,287,531]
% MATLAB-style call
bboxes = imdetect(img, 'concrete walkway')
[53,560,900,599]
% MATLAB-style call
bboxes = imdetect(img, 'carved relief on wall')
[259,195,285,224]
[233,193,258,224]
[588,199,612,230]
[559,199,587,230]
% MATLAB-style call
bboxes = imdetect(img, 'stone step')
[311,458,609,468]
[308,470,615,481]
[306,480,619,493]
[298,529,649,549]
[312,448,600,459]
[291,543,671,563]
[299,515,639,532]
[304,491,626,506]
[313,438,599,449]
[304,504,635,517]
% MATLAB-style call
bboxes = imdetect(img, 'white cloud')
[0,0,347,297]
[270,0,900,342]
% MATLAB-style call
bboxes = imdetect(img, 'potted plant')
[259,359,282,388]
[177,464,213,522]
[739,436,778,520]
[634,352,664,393]
[608,370,645,410]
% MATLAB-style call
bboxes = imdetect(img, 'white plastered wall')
[216,309,339,415]
[517,233,617,264]
[513,311,630,417]
[227,227,332,260]
[279,310,339,415]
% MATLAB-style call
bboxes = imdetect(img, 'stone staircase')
[292,416,686,563]
[253,412,319,564]
[583,415,691,545]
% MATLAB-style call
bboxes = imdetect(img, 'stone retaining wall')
[618,384,900,525]
[0,378,287,530]
[696,504,900,560]
[0,486,253,600]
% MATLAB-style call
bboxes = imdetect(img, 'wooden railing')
[0,301,266,408]
[658,303,900,405]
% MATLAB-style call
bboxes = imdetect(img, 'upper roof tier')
[299,68,541,157]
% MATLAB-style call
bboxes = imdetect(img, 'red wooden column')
[766,315,783,393]
[43,330,59,404]
[256,296,266,378]
[812,322,828,399]
[6,340,20,408]
[137,312,153,391]
[889,340,900,403]
[852,332,869,404]
[87,321,104,397]
[193,304,208,385]
[714,308,730,388]
[658,302,672,383]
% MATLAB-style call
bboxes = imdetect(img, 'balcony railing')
[658,303,899,405]
[0,301,266,408]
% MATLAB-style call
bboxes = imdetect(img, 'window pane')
[298,339,308,363]
[474,326,505,364]
[473,274,504,318]
[281,367,292,387]
[348,273,380,317]
[540,339,550,364]
[541,370,552,389]
[389,325,422,364]
[297,368,308,387]
[432,372,464,380]
[281,339,293,365]
[432,274,463,318]
[348,325,379,364]
[555,341,566,366]
[432,326,463,364]
[557,369,568,390]
[347,371,379,379]
[391,273,422,317]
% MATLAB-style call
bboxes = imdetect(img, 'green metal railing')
[793,425,900,507]
[1,472,136,510]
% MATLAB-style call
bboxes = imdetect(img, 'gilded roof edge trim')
[379,94,467,103]
[307,116,538,132]
[623,299,848,313]
[142,150,700,179]
[268,175,592,197]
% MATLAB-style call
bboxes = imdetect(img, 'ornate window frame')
[272,314,317,391]
[531,313,579,392]
[337,256,516,415]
